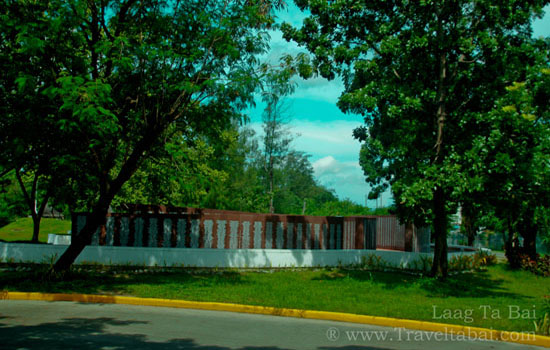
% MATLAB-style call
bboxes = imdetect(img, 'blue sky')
[246,4,550,208]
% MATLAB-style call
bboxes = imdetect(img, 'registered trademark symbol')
[326,327,340,341]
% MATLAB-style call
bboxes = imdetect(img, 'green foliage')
[473,250,498,267]
[308,199,387,216]
[0,172,27,227]
[448,251,497,272]
[283,0,549,276]
[0,1,82,239]
[1,0,295,268]
[448,255,474,272]
[111,132,229,210]
[359,254,388,271]
[410,255,434,274]
[469,61,550,261]
[534,296,550,335]
[2,264,549,332]
[519,254,550,277]
[269,151,338,214]
[111,121,356,215]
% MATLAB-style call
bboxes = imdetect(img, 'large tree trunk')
[53,196,112,272]
[461,204,477,247]
[467,234,475,247]
[430,187,448,278]
[31,215,41,243]
[522,230,537,259]
[429,13,449,278]
[53,127,161,272]
[519,210,537,259]
[504,217,520,268]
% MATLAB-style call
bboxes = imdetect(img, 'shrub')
[519,254,550,277]
[360,254,388,270]
[410,255,433,273]
[534,296,550,335]
[473,249,497,267]
[448,254,474,271]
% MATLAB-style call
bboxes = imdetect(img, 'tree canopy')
[1,0,292,271]
[282,0,549,277]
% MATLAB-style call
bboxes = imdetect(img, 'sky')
[246,4,550,208]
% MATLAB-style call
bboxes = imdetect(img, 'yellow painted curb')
[1,291,549,348]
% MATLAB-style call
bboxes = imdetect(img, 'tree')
[282,0,548,277]
[201,125,269,212]
[469,59,550,261]
[459,201,482,247]
[0,2,82,242]
[111,120,341,215]
[261,95,293,213]
[1,0,288,271]
[272,150,337,214]
[111,132,229,210]
[0,172,27,228]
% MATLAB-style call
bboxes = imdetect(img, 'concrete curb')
[1,291,549,348]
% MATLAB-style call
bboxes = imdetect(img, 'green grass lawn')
[0,217,71,242]
[1,264,548,333]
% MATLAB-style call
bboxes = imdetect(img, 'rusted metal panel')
[72,208,423,252]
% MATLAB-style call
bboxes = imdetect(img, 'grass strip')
[0,218,71,243]
[1,263,548,333]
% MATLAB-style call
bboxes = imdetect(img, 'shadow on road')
[0,316,392,350]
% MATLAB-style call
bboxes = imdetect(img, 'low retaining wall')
[0,243,469,268]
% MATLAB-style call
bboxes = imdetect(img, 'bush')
[447,251,497,272]
[534,296,550,335]
[473,249,497,267]
[409,255,433,273]
[449,254,474,271]
[359,254,388,270]
[0,175,27,227]
[519,254,550,277]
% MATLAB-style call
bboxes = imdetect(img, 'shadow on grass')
[0,239,47,244]
[417,271,515,298]
[312,270,412,289]
[0,267,249,296]
[1,264,528,303]
[312,268,523,299]
[0,316,391,350]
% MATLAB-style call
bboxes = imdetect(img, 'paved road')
[0,300,546,350]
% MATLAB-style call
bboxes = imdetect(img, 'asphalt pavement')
[0,300,546,350]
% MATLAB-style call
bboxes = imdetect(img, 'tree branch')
[15,169,36,218]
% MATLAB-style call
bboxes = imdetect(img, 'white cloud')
[259,29,347,104]
[311,156,393,207]
[312,155,340,173]
[291,76,344,104]
[249,119,363,160]
[247,119,393,206]
[290,119,362,158]
[312,156,366,201]
[261,30,303,64]
[312,156,363,183]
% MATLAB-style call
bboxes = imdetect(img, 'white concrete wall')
[0,243,473,269]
